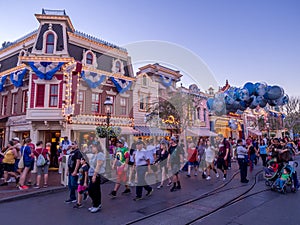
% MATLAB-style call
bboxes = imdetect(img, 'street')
[1,157,300,225]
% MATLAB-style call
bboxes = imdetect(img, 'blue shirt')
[259,145,267,155]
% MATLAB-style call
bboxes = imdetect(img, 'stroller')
[264,158,280,187]
[270,162,298,193]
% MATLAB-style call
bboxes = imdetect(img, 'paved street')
[1,157,300,225]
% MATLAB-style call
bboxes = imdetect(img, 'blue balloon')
[207,98,214,110]
[243,82,255,96]
[264,85,284,100]
[276,94,289,106]
[237,88,250,101]
[254,82,267,96]
[268,99,277,106]
[249,96,259,109]
[256,96,267,108]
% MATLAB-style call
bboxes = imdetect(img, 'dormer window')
[46,33,55,53]
[115,61,121,72]
[86,52,93,65]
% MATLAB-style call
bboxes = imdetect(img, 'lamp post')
[104,96,113,177]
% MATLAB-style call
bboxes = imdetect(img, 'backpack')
[36,151,46,167]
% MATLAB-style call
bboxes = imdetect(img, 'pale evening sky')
[0,0,299,96]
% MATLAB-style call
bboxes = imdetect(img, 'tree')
[283,96,300,136]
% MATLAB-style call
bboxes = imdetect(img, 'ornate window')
[36,84,45,107]
[12,93,17,114]
[116,61,121,72]
[1,95,7,116]
[120,98,127,115]
[46,33,55,54]
[112,59,124,74]
[49,84,59,107]
[21,90,28,113]
[86,52,93,65]
[78,91,84,113]
[91,93,100,113]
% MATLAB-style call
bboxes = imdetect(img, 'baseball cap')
[160,139,169,145]
[136,140,145,146]
[12,137,20,142]
[117,139,124,144]
[170,136,177,142]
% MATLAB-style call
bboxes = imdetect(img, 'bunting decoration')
[10,68,28,87]
[159,74,173,88]
[28,61,65,80]
[110,77,132,94]
[81,71,106,89]
[0,76,7,92]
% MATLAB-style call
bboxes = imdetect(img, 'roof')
[0,30,38,51]
[42,9,67,16]
[73,30,127,53]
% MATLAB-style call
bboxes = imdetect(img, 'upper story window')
[139,93,149,111]
[22,90,28,113]
[142,75,147,86]
[49,84,59,107]
[115,61,121,72]
[86,53,93,65]
[36,84,45,107]
[46,33,55,54]
[12,93,17,114]
[91,93,100,113]
[78,91,84,113]
[203,108,207,122]
[1,95,7,116]
[120,98,127,115]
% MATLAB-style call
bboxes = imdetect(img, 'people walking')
[0,141,18,186]
[216,138,230,180]
[259,140,268,167]
[186,143,198,177]
[133,140,153,201]
[87,141,105,213]
[155,139,171,189]
[236,139,249,183]
[65,142,82,203]
[33,141,50,188]
[203,140,219,180]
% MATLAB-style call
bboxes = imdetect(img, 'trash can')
[61,155,69,186]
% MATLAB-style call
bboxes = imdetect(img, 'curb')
[0,186,67,204]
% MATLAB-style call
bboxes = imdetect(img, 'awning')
[120,127,140,135]
[186,127,215,137]
[248,128,262,136]
[134,126,169,136]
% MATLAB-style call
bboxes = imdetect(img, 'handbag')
[18,146,25,169]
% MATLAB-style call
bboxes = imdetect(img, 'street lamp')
[104,96,113,177]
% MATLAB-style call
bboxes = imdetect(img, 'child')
[74,158,89,208]
[186,143,198,177]
[274,168,289,189]
[264,159,278,178]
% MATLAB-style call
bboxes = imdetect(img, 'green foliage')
[96,126,121,138]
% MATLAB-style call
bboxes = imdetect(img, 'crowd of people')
[1,134,300,213]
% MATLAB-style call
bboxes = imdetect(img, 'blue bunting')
[0,76,7,92]
[159,75,173,88]
[28,61,64,80]
[110,77,132,94]
[81,71,106,89]
[10,68,28,87]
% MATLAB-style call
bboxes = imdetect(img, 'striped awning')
[134,126,169,136]
[120,127,140,135]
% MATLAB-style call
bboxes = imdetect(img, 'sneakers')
[109,191,117,198]
[133,196,143,201]
[223,177,226,181]
[186,174,191,178]
[0,182,8,186]
[170,185,177,192]
[194,173,198,176]
[19,185,29,190]
[157,185,163,189]
[33,185,40,189]
[90,205,102,213]
[145,188,153,197]
[65,199,77,203]
[43,184,48,188]
[241,179,249,183]
[216,173,220,178]
[73,203,83,209]
[167,181,172,187]
[206,176,211,180]
[122,188,131,195]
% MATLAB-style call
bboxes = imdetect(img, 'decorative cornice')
[20,56,74,63]
[0,64,27,77]
[35,14,75,32]
[0,33,37,55]
[82,66,136,81]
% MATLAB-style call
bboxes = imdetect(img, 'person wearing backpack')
[33,141,50,188]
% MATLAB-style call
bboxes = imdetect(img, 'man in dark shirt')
[65,142,82,203]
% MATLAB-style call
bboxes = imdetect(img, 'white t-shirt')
[135,149,149,166]
[205,146,216,163]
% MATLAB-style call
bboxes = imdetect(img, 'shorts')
[24,160,34,171]
[36,164,49,175]
[116,166,127,184]
[3,163,15,172]
[217,158,228,170]
[150,164,158,172]
[171,163,181,175]
[77,185,87,194]
[188,161,199,167]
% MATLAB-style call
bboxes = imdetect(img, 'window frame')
[21,90,28,113]
[86,52,93,65]
[91,93,101,114]
[49,84,59,107]
[11,93,18,114]
[35,84,45,107]
[1,95,7,116]
[78,91,85,113]
[45,32,55,54]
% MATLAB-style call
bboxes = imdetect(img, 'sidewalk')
[0,169,66,203]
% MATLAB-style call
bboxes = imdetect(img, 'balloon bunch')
[207,82,289,115]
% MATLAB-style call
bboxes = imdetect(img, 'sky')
[0,0,299,96]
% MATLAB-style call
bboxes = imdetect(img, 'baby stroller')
[270,162,297,193]
[264,158,280,187]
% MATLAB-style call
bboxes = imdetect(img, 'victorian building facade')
[0,9,135,150]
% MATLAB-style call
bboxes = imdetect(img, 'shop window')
[36,84,45,107]
[49,84,59,107]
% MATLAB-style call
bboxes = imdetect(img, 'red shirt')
[187,148,198,162]
[33,147,48,159]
